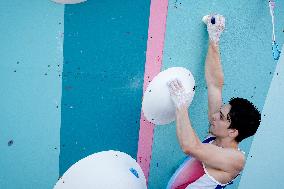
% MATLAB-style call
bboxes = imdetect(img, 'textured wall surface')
[0,0,283,189]
[238,44,284,189]
[0,1,64,188]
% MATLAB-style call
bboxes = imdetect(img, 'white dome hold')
[142,67,195,125]
[54,150,147,189]
[51,0,87,4]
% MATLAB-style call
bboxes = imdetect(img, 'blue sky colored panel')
[238,45,284,189]
[0,1,64,188]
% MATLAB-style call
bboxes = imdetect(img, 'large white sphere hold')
[54,151,147,189]
[142,67,195,125]
[51,0,87,4]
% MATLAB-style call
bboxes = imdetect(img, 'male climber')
[167,14,261,189]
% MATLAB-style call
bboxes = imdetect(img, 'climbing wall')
[0,0,283,189]
[238,44,284,189]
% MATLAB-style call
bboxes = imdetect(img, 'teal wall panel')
[60,0,150,175]
[0,1,64,189]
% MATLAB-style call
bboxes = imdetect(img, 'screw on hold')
[129,168,139,178]
[211,17,216,24]
[8,140,14,146]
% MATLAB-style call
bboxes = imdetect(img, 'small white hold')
[51,0,87,5]
[202,15,210,24]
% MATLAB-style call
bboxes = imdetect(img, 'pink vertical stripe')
[137,0,169,183]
